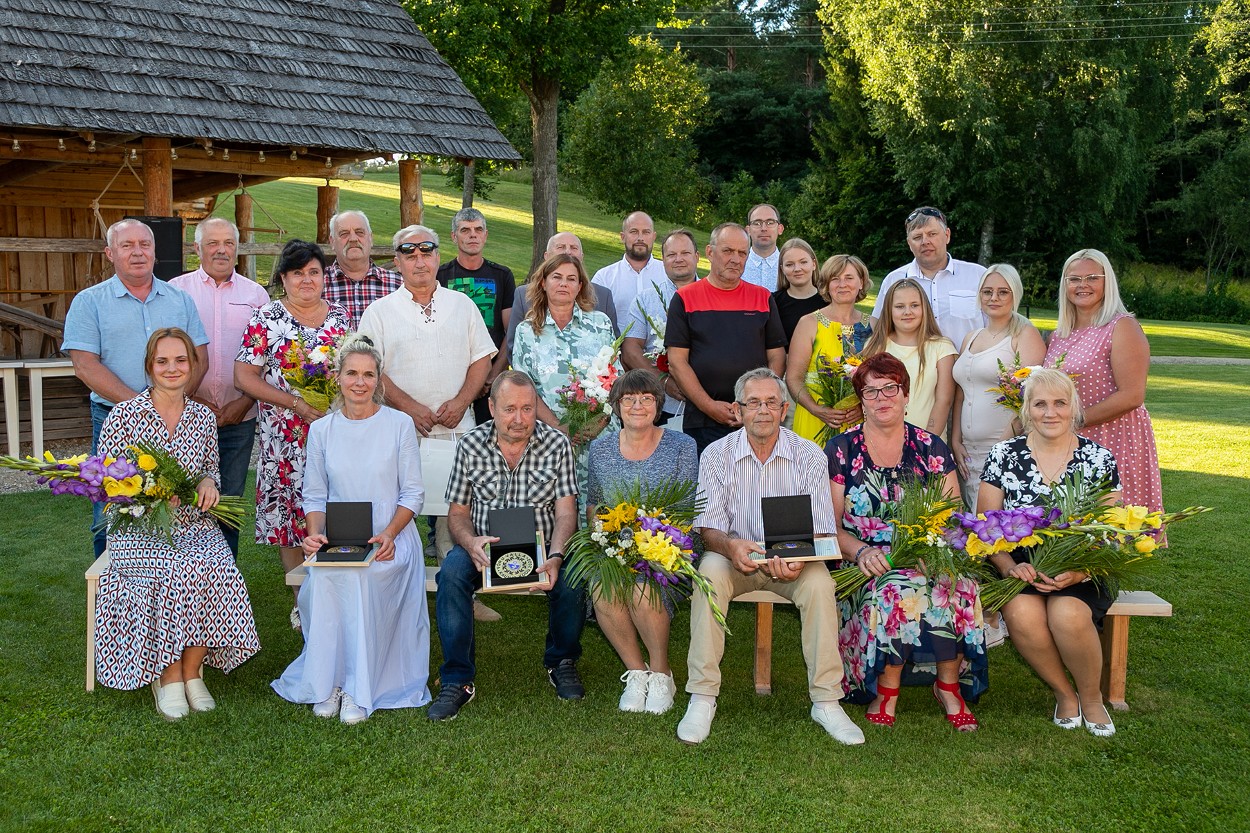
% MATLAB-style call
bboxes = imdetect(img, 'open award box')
[754,495,840,563]
[480,506,546,592]
[307,502,377,567]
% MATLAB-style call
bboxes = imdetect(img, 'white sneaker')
[618,669,650,712]
[645,672,677,715]
[812,702,866,745]
[677,699,717,744]
[984,613,1009,649]
[312,687,343,718]
[339,692,368,725]
[152,680,189,721]
[184,677,216,712]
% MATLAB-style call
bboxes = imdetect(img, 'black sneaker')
[428,683,475,721]
[547,660,585,700]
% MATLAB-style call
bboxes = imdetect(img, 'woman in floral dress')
[826,353,986,731]
[234,240,350,627]
[95,328,259,720]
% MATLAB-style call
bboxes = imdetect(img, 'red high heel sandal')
[933,680,978,732]
[865,685,899,727]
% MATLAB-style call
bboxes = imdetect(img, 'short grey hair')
[106,218,153,249]
[329,210,372,238]
[733,368,788,405]
[392,224,440,249]
[452,207,486,235]
[194,217,239,247]
[490,369,538,402]
[709,222,749,249]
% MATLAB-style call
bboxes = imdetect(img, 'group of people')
[63,201,1162,743]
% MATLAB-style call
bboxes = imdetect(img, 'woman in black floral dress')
[978,367,1121,737]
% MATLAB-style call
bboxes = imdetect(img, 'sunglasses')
[396,241,438,255]
[906,207,946,225]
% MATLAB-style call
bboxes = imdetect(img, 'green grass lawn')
[1,366,1246,831]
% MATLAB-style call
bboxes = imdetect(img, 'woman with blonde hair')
[1045,249,1161,512]
[951,263,1046,508]
[861,278,956,436]
[786,254,874,444]
[772,238,828,344]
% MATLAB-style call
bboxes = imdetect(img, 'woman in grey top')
[586,370,699,715]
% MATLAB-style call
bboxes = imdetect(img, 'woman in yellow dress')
[786,254,874,444]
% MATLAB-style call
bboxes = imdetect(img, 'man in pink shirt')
[170,218,271,556]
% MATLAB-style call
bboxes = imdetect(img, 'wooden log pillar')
[141,137,173,216]
[235,192,255,280]
[399,158,423,226]
[316,184,339,245]
[461,158,475,208]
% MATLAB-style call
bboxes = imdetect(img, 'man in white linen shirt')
[676,368,864,747]
[591,211,667,328]
[169,217,270,557]
[872,206,987,349]
[358,224,499,620]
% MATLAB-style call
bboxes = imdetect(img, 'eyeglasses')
[979,289,1013,299]
[1065,273,1105,285]
[396,241,438,255]
[738,398,785,412]
[906,207,946,225]
[748,219,779,228]
[619,395,657,409]
[860,383,903,401]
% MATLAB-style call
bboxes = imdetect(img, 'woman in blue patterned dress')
[826,353,986,731]
[94,328,260,720]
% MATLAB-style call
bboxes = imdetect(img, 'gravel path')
[2,352,1245,495]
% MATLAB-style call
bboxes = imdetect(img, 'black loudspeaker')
[124,215,184,281]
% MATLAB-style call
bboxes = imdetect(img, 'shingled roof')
[0,0,519,161]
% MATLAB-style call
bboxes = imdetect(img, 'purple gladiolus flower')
[79,457,106,486]
[1000,512,1036,542]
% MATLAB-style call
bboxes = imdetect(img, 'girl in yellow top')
[786,254,874,444]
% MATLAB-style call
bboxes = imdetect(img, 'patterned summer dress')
[235,300,350,546]
[1045,313,1162,512]
[791,313,872,444]
[93,391,260,689]
[826,424,988,704]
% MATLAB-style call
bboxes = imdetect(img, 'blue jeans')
[435,545,585,687]
[90,401,114,558]
[216,418,257,558]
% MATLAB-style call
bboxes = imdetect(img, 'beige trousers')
[686,551,845,701]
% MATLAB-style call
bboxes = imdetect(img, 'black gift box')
[755,495,840,562]
[481,506,547,591]
[313,501,377,565]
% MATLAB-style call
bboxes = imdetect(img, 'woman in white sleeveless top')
[950,264,1045,509]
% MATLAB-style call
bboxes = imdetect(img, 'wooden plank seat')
[85,551,1172,708]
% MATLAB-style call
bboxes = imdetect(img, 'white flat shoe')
[152,680,189,721]
[677,699,716,745]
[1083,712,1115,738]
[1053,703,1081,730]
[812,702,866,745]
[184,677,216,712]
[313,687,343,718]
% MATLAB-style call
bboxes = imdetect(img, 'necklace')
[1030,435,1077,483]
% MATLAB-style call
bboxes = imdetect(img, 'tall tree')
[818,0,1191,266]
[563,39,710,223]
[404,0,676,267]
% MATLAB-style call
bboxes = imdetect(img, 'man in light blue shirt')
[62,218,209,557]
[741,203,785,292]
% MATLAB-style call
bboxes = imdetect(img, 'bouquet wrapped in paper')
[808,352,862,445]
[1,444,246,540]
[555,329,628,448]
[564,479,730,633]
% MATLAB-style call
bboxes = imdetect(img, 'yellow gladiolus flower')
[1105,505,1153,533]
[635,529,682,572]
[104,475,144,498]
[1134,535,1158,554]
[598,503,637,533]
[136,454,157,472]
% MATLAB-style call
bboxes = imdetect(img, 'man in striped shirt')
[676,368,864,747]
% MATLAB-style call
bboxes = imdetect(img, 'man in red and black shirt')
[665,222,786,455]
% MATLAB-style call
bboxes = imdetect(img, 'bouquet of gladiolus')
[564,479,731,632]
[989,351,1075,414]
[809,351,862,445]
[0,443,246,539]
[637,282,670,372]
[281,335,342,412]
[945,473,1211,611]
[830,478,965,601]
[555,329,628,447]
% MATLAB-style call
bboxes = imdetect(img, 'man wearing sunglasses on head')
[872,206,987,350]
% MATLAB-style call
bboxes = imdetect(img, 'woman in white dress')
[272,335,431,723]
[950,264,1045,509]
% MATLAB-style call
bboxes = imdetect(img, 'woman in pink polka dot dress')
[1045,249,1162,512]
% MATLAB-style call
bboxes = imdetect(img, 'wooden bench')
[748,589,1172,708]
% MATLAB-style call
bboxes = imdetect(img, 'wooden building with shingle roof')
[0,0,518,357]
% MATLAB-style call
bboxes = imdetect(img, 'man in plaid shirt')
[321,210,401,328]
[428,371,586,721]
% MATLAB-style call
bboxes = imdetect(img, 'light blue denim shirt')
[62,275,208,405]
